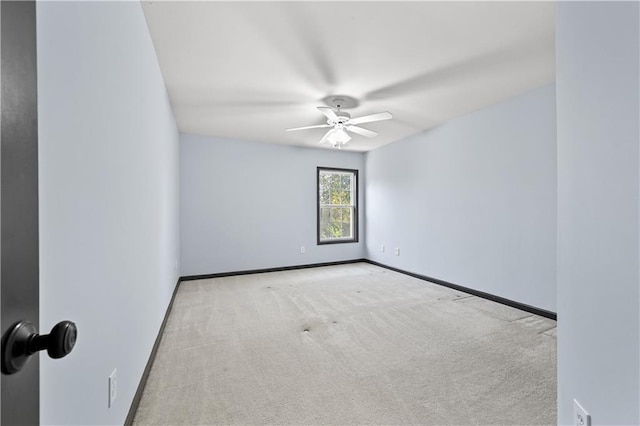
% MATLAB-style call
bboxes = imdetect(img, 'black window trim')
[317,166,359,245]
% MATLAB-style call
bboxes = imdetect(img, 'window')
[317,167,358,244]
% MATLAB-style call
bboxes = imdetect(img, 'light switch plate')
[573,399,590,426]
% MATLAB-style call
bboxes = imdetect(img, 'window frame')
[317,167,359,245]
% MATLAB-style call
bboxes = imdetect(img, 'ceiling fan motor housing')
[330,112,351,125]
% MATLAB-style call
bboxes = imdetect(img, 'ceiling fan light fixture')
[328,127,351,146]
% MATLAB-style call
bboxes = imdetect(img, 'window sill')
[317,239,359,245]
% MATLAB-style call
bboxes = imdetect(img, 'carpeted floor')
[133,263,556,425]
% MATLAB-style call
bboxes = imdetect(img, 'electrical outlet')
[300,246,305,254]
[573,399,590,426]
[108,368,117,408]
[395,248,400,256]
[381,244,385,252]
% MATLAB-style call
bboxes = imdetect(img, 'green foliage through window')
[318,168,357,243]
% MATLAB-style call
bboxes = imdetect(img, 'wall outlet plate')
[108,368,117,408]
[381,244,385,252]
[573,399,590,426]
[394,247,400,256]
[300,246,305,254]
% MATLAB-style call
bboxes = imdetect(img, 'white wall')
[365,84,557,312]
[556,3,640,424]
[180,133,365,276]
[37,2,179,424]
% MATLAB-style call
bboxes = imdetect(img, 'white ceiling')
[142,1,555,152]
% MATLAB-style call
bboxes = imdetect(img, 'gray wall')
[180,133,365,276]
[37,2,179,424]
[556,3,640,424]
[365,84,557,312]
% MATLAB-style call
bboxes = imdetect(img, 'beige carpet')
[133,263,556,425]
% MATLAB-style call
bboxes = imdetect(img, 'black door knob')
[1,320,77,375]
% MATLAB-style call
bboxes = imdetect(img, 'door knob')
[1,320,77,375]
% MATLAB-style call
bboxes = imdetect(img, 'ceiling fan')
[286,98,392,148]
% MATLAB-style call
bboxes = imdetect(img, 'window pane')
[341,207,352,238]
[330,207,340,239]
[331,173,341,205]
[319,207,332,239]
[320,172,354,207]
[341,174,351,205]
[319,173,331,204]
[319,206,353,241]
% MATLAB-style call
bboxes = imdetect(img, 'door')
[1,1,40,424]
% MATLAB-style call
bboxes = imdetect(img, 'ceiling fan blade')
[346,125,378,138]
[348,111,393,125]
[362,39,552,101]
[317,106,338,121]
[286,124,331,132]
[318,129,334,144]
